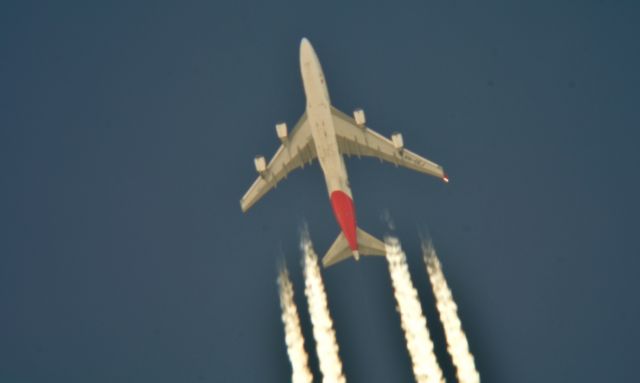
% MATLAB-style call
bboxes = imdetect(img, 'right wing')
[331,107,447,180]
[240,113,316,212]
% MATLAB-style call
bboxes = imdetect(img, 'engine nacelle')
[391,132,404,151]
[254,155,267,174]
[353,108,366,127]
[276,122,288,142]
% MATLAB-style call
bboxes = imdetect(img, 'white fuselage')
[299,39,352,198]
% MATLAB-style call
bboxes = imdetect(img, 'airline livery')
[240,38,448,267]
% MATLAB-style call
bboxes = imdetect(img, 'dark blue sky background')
[2,1,639,382]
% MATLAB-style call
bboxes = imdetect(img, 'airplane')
[240,38,448,268]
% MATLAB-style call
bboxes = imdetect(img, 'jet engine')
[254,155,267,174]
[353,108,366,127]
[391,132,404,151]
[276,122,288,142]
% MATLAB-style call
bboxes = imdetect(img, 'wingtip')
[442,173,450,183]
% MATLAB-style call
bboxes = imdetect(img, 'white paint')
[300,38,351,197]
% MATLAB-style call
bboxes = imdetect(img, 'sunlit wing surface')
[331,107,446,180]
[240,113,316,212]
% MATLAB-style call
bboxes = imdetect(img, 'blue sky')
[1,1,639,382]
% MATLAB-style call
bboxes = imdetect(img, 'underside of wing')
[240,113,316,212]
[331,107,447,181]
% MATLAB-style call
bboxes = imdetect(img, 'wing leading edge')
[240,113,316,212]
[331,107,447,180]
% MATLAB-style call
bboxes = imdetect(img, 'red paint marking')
[330,190,358,251]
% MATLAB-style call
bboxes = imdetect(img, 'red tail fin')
[330,190,358,251]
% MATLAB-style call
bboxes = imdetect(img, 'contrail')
[277,265,314,383]
[423,243,480,383]
[385,237,445,383]
[302,237,346,383]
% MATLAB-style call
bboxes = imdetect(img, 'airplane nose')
[300,37,310,49]
[299,37,314,60]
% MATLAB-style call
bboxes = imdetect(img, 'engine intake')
[391,132,404,151]
[276,122,288,142]
[254,155,267,174]
[353,108,366,127]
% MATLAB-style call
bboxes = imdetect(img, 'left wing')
[240,113,316,212]
[331,107,447,181]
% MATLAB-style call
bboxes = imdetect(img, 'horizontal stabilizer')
[322,227,386,268]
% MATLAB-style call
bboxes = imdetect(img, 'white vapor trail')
[424,243,480,383]
[277,266,314,383]
[385,237,445,383]
[302,238,346,383]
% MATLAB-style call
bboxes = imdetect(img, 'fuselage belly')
[300,39,358,252]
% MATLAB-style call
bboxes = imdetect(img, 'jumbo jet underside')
[240,38,448,268]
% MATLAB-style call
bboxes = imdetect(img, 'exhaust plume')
[302,238,346,383]
[423,243,480,383]
[384,237,445,383]
[278,265,314,383]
